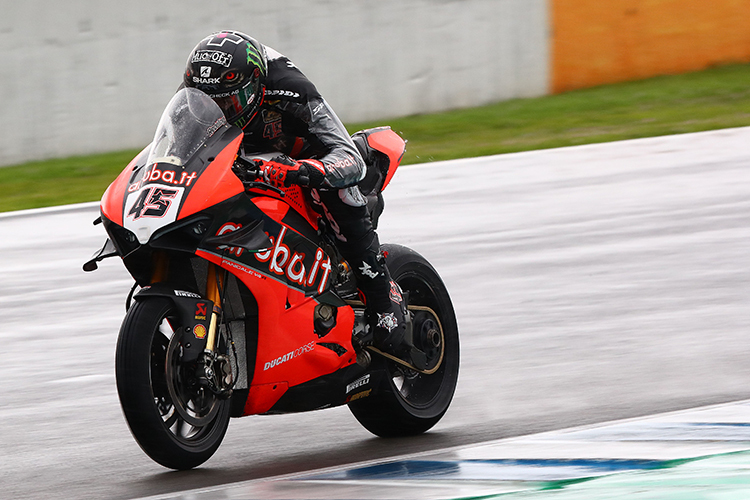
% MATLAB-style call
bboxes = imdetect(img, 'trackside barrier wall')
[0,0,548,166]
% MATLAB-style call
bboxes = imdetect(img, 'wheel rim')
[150,315,223,444]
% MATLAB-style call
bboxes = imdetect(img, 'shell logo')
[193,324,208,339]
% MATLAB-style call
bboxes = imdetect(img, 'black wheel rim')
[150,315,222,444]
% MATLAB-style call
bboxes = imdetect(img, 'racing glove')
[261,155,326,188]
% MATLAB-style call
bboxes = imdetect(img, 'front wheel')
[115,297,231,470]
[349,244,460,436]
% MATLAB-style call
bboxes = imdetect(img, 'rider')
[183,31,408,358]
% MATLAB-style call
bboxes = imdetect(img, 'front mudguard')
[133,283,214,363]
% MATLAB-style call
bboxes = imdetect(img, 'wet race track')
[2,128,749,499]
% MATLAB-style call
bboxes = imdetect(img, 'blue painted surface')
[307,458,668,482]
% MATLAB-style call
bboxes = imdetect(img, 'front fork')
[204,261,223,354]
[151,252,232,396]
[151,251,223,353]
[203,263,234,397]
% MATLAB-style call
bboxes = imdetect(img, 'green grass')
[3,63,750,213]
[0,149,143,213]
[348,63,750,164]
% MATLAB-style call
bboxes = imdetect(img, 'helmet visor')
[210,81,259,124]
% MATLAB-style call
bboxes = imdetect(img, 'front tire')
[349,244,460,436]
[115,297,231,470]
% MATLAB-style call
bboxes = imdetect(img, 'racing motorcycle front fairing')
[99,88,247,283]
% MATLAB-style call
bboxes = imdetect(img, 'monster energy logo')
[246,43,266,74]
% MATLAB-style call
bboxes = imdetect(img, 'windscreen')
[146,87,228,167]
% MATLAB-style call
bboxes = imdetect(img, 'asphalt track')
[1,127,749,499]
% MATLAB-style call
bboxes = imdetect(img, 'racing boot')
[351,249,409,357]
[335,220,423,368]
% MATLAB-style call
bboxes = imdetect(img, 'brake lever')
[243,180,285,196]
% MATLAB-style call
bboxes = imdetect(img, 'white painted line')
[0,201,99,219]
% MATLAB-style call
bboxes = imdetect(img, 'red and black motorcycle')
[84,88,459,470]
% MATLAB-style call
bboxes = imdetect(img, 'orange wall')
[551,0,750,93]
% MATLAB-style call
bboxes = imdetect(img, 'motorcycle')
[84,87,459,470]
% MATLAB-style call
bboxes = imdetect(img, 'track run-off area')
[1,127,749,499]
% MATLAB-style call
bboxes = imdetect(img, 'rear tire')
[115,297,231,469]
[349,244,460,436]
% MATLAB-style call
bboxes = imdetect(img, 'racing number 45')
[128,187,179,220]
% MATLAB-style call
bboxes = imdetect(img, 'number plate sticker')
[124,184,186,243]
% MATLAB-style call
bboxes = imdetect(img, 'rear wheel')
[115,297,231,470]
[349,244,460,436]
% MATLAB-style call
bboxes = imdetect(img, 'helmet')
[184,31,268,129]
